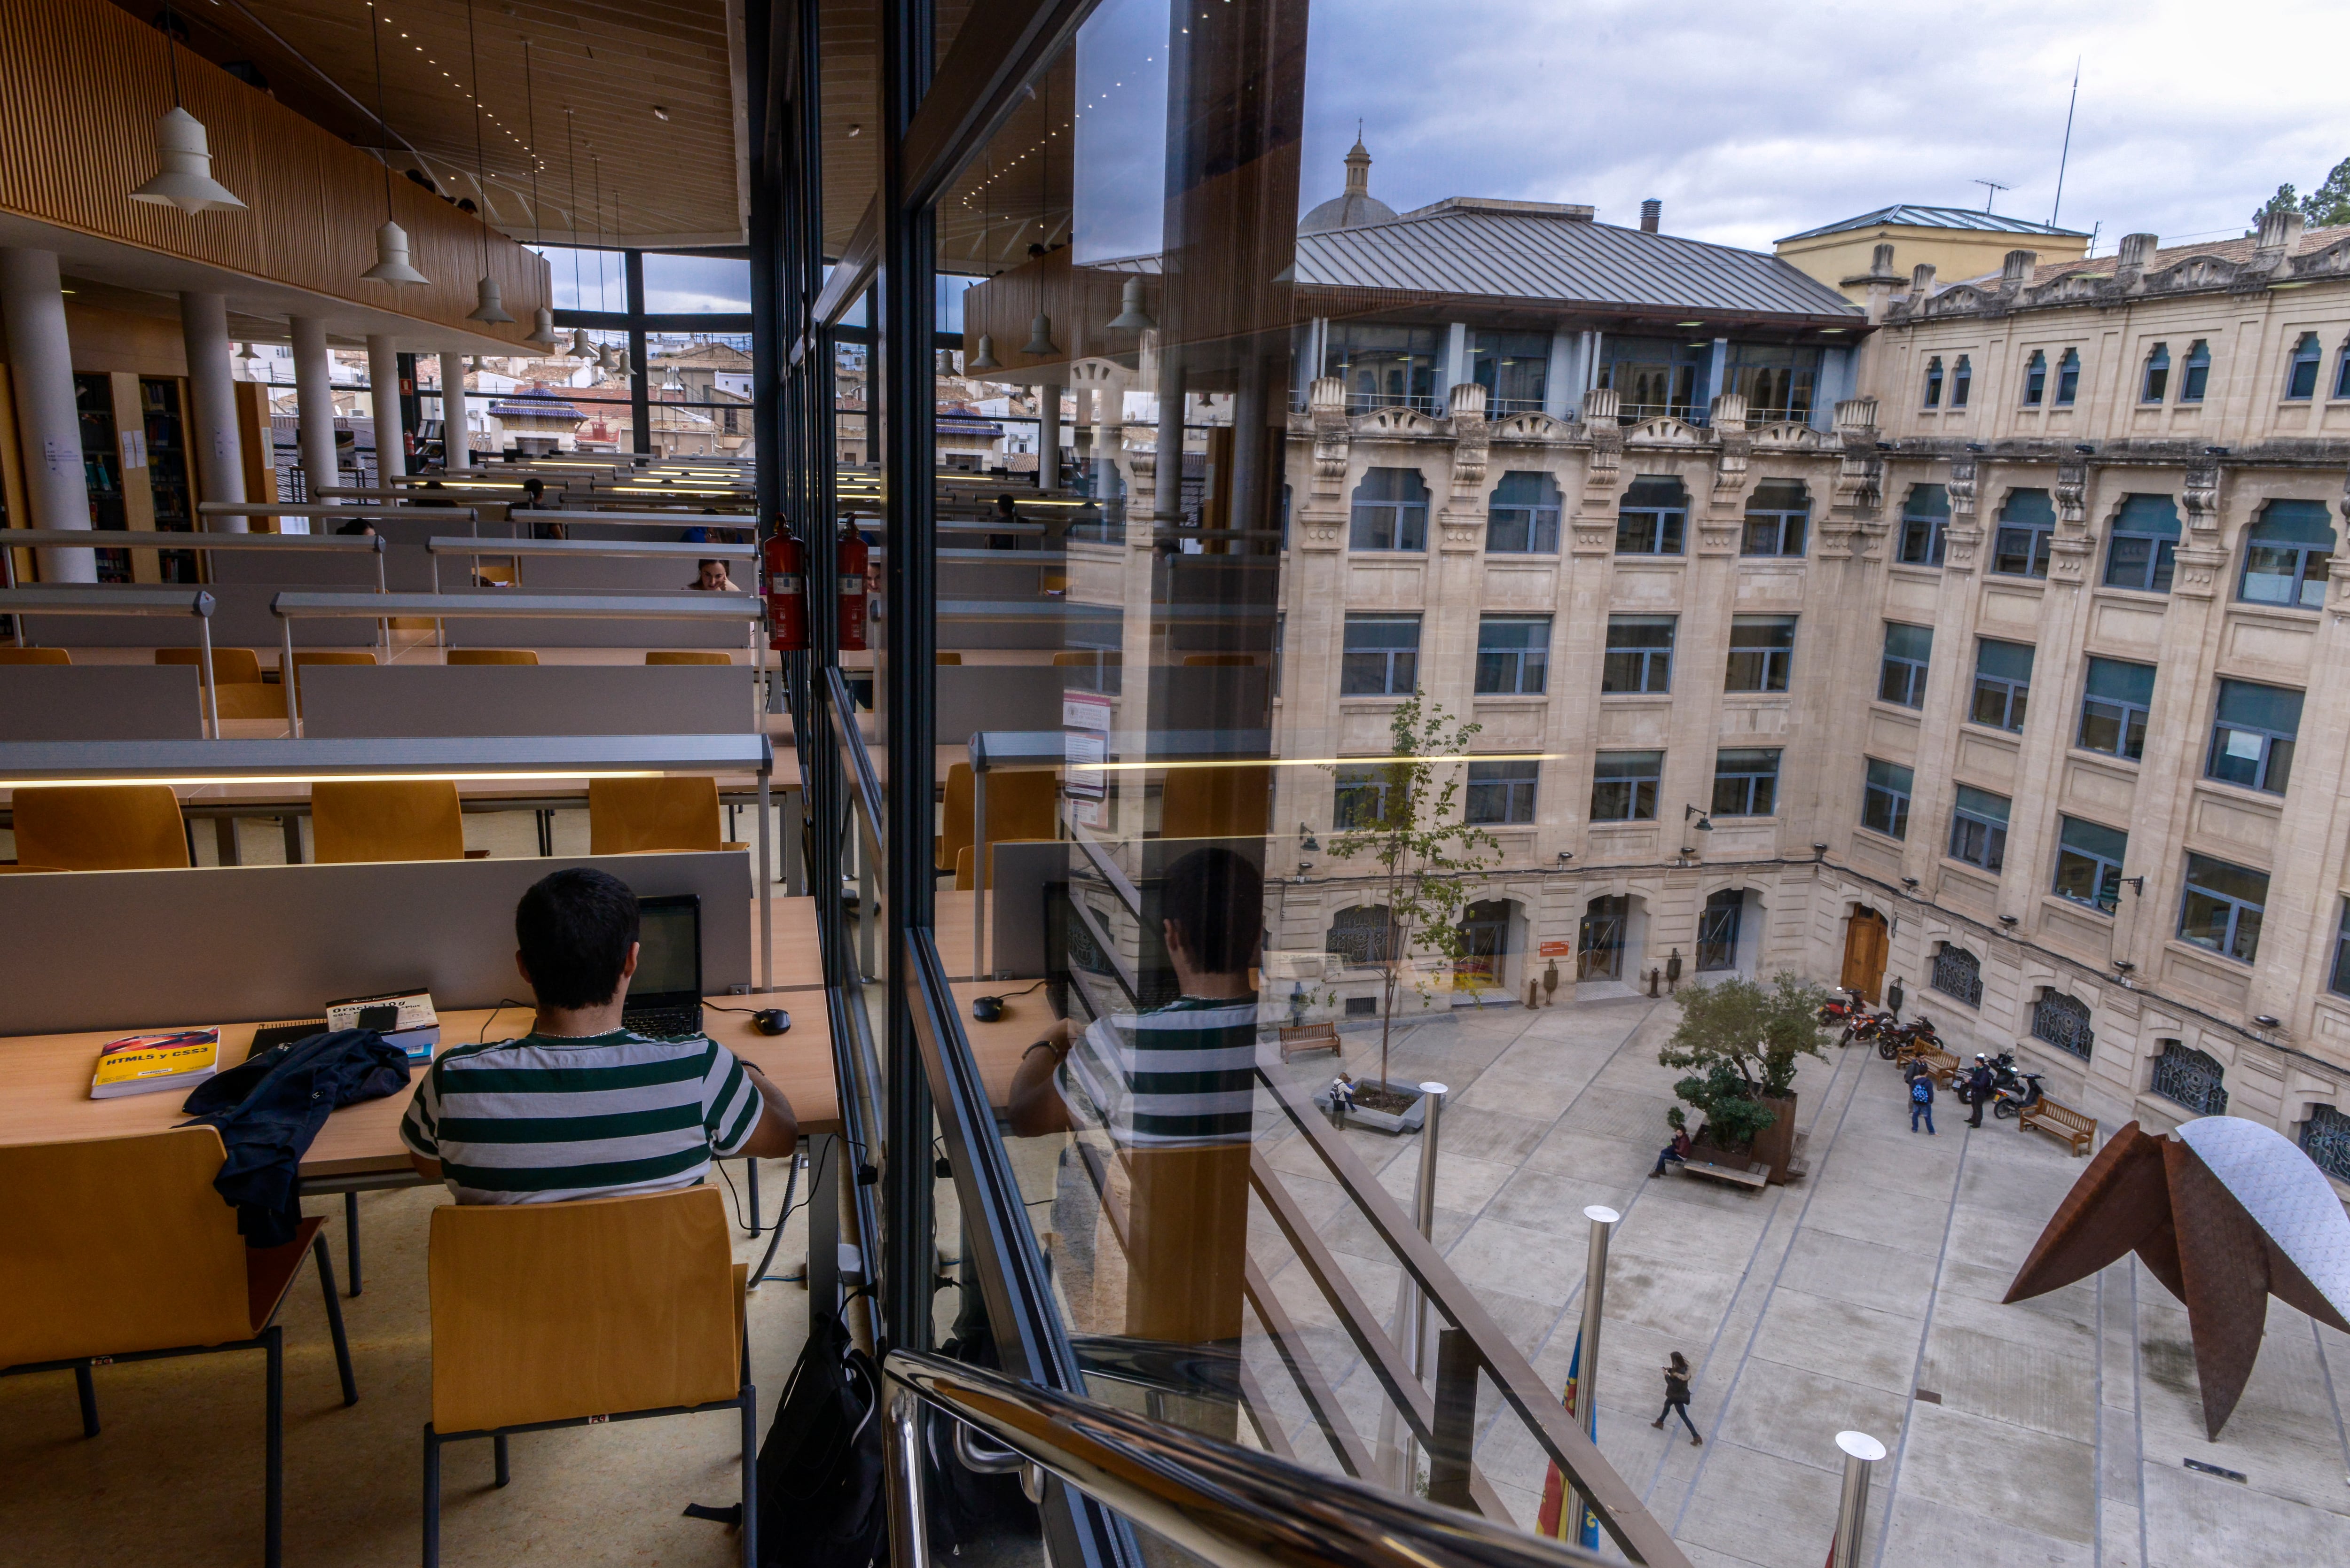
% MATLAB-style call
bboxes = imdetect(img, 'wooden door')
[1841,908,1888,1002]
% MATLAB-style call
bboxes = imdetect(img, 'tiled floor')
[1243,992,2350,1568]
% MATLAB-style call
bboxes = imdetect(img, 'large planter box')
[1309,1077,1430,1135]
[1749,1093,1800,1185]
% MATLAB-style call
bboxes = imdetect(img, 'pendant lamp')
[363,221,430,285]
[596,341,620,372]
[459,3,510,327]
[526,307,559,349]
[466,277,514,324]
[520,41,559,349]
[1021,313,1060,358]
[613,347,633,378]
[966,333,1002,373]
[1108,276,1155,332]
[568,327,597,358]
[132,107,246,214]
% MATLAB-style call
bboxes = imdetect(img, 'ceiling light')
[1107,277,1155,332]
[466,276,514,323]
[525,306,559,349]
[1022,313,1060,358]
[132,107,247,213]
[569,328,597,358]
[1675,320,1704,328]
[362,220,430,285]
[965,333,1002,372]
[653,106,671,121]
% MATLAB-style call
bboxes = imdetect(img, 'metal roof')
[1778,205,2091,242]
[1293,211,1861,322]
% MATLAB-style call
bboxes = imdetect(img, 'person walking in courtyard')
[1909,1069,1936,1135]
[1651,1352,1702,1445]
[1963,1054,1994,1128]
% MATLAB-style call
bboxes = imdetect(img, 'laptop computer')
[621,893,704,1038]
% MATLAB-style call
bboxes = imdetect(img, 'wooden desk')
[0,993,843,1182]
[948,978,1058,1109]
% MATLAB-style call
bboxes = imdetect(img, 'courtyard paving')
[1243,991,2350,1568]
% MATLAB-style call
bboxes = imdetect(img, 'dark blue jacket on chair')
[181,1029,411,1246]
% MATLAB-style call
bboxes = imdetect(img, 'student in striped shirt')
[402,867,797,1204]
[1009,847,1260,1343]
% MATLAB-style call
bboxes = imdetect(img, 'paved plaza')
[1247,992,2350,1568]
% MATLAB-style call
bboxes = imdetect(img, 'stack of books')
[89,1028,222,1100]
[327,989,441,1061]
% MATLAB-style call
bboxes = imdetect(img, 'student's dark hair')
[333,518,372,536]
[1159,846,1262,976]
[516,867,641,1009]
[1669,1351,1689,1373]
[698,559,724,571]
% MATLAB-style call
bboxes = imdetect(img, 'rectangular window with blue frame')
[2207,678,2302,794]
[1897,483,1949,566]
[2078,656,2155,760]
[1474,616,1551,694]
[1879,621,1932,707]
[2053,817,2129,913]
[2104,494,2180,593]
[2238,498,2334,609]
[1947,785,2009,872]
[1601,615,1676,693]
[2332,899,2350,996]
[1340,614,1420,695]
[2179,853,2267,962]
[1590,751,1663,822]
[1711,748,1781,817]
[1862,757,1912,840]
[1992,488,2057,577]
[1972,639,2035,732]
[1465,759,1539,825]
[1724,615,1796,693]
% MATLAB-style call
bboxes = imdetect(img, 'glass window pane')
[2217,679,2304,736]
[1954,785,2011,824]
[1976,640,2035,680]
[2059,817,2129,860]
[2085,657,2156,705]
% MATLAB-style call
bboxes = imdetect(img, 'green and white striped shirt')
[399,1028,765,1205]
[1056,994,1260,1149]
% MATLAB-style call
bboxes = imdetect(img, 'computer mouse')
[971,995,1004,1023]
[752,1009,792,1035]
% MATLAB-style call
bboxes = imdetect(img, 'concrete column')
[290,316,337,514]
[439,351,470,471]
[1036,382,1061,492]
[0,247,95,581]
[367,334,406,481]
[180,292,247,531]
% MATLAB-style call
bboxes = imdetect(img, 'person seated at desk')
[401,867,796,1203]
[988,493,1018,551]
[688,559,741,591]
[334,517,376,537]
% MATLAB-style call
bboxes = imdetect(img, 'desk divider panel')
[298,664,753,737]
[0,666,203,740]
[0,851,752,1036]
[932,663,1075,744]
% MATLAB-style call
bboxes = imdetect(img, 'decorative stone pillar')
[0,248,95,580]
[367,335,406,482]
[439,351,470,471]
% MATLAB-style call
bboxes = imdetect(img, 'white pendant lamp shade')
[131,108,246,213]
[526,306,559,349]
[567,327,597,358]
[966,333,1002,373]
[595,341,619,372]
[1021,312,1059,358]
[362,220,430,285]
[466,277,514,324]
[1108,276,1155,332]
[613,347,633,377]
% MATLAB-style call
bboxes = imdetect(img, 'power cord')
[477,999,530,1043]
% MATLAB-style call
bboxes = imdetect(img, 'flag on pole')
[1535,1328,1602,1549]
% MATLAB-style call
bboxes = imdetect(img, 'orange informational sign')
[1538,941,1575,957]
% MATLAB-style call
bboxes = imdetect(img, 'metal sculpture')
[2006,1117,2350,1437]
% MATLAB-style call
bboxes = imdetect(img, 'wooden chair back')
[0,647,70,664]
[12,784,191,870]
[446,648,540,665]
[935,651,964,665]
[428,1187,741,1433]
[213,683,288,719]
[311,780,466,863]
[1160,763,1271,840]
[646,651,732,665]
[1180,654,1257,668]
[1051,650,1120,668]
[588,776,722,855]
[0,1127,251,1366]
[158,647,265,683]
[937,764,1059,872]
[290,649,377,699]
[954,837,1056,891]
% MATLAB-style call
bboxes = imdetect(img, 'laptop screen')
[632,895,702,1002]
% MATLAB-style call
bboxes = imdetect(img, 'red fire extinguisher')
[763,530,807,652]
[837,524,870,652]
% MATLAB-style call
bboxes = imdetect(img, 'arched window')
[1929,943,1982,1006]
[2179,340,2211,403]
[1325,905,1392,967]
[1922,357,1944,407]
[2141,343,2170,403]
[1950,355,1972,408]
[2031,990,2094,1059]
[2150,1040,2227,1114]
[1486,471,1562,554]
[2302,1104,2350,1183]
[1991,489,2056,578]
[2238,498,2335,609]
[2054,348,2081,406]
[2286,332,2324,400]
[2021,350,2047,406]
[1741,479,1809,557]
[1616,476,1689,555]
[1349,468,1430,551]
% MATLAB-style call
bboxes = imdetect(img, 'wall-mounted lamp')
[2202,445,2230,457]
[1684,804,1713,831]
[1998,913,2020,927]
[1901,876,1920,889]
[1811,841,1829,860]
[1965,442,1987,453]
[1298,822,1319,853]
[1295,859,1315,875]
[2072,443,2095,454]
[1556,850,1574,866]
[2111,959,2136,973]
[2121,876,2146,896]
[1874,440,1895,452]
[2252,1014,2281,1030]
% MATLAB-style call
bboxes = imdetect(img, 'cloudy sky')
[1293,0,2350,254]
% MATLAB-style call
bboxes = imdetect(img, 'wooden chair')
[953,837,1056,890]
[646,650,732,665]
[446,648,540,665]
[159,646,265,683]
[588,776,746,855]
[1051,650,1120,668]
[936,762,1059,874]
[291,649,378,675]
[0,646,70,664]
[936,651,964,665]
[12,783,191,870]
[311,780,469,864]
[423,1187,754,1568]
[0,1128,356,1568]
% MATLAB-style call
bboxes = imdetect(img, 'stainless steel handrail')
[884,1349,1609,1568]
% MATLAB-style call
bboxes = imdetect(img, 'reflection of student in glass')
[686,559,740,591]
[1009,846,1261,1345]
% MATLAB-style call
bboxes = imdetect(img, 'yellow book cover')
[90,1029,222,1100]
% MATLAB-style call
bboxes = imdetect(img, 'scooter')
[1992,1072,2045,1118]
[1818,988,1867,1034]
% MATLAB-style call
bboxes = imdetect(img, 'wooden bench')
[1902,1046,1962,1086]
[1678,1156,1768,1192]
[1277,1022,1341,1063]
[2020,1098,2097,1156]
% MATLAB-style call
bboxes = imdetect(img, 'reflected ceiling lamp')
[963,165,1004,373]
[1021,114,1059,359]
[1107,276,1155,333]
[130,7,246,214]
[520,40,559,347]
[357,6,427,284]
[459,0,513,323]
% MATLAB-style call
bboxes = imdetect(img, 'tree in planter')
[1656,971,1830,1151]
[1324,694,1497,1101]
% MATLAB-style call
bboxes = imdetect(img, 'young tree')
[1656,971,1831,1150]
[2249,157,2350,232]
[1324,694,1496,1095]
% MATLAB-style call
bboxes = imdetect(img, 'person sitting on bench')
[401,867,796,1202]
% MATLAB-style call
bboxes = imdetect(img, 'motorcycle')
[1992,1071,2045,1118]
[1818,987,1867,1030]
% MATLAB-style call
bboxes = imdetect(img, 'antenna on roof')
[2051,58,2080,227]
[1974,179,2011,215]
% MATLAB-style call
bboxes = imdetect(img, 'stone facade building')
[1267,163,2350,1186]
